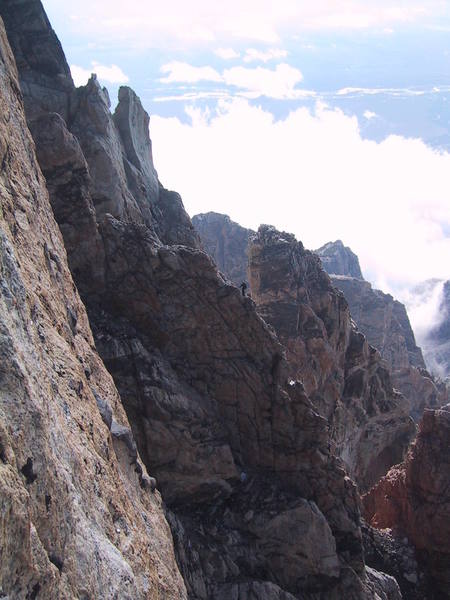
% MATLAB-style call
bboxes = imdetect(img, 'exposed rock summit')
[316,239,364,279]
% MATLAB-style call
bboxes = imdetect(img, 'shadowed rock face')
[316,240,364,280]
[249,226,414,492]
[329,277,425,371]
[0,0,74,121]
[1,2,410,598]
[192,212,254,286]
[326,275,447,421]
[364,405,450,599]
[0,16,186,599]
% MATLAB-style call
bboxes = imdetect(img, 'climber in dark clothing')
[240,281,248,297]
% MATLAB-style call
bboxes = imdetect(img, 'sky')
[42,0,450,333]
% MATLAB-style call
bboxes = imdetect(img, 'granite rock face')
[0,2,409,598]
[316,240,364,279]
[364,405,450,599]
[328,275,447,420]
[0,17,186,599]
[249,226,414,492]
[0,0,74,121]
[328,277,424,371]
[192,211,254,286]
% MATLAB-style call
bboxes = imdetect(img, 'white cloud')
[150,99,450,294]
[160,61,222,83]
[214,48,240,60]
[223,63,303,98]
[160,61,306,99]
[154,91,233,102]
[45,0,450,48]
[401,280,446,343]
[363,110,377,120]
[243,48,288,63]
[337,87,426,97]
[70,61,129,86]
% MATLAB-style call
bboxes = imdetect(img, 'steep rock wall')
[0,16,186,599]
[1,2,407,598]
[192,211,253,286]
[249,226,414,492]
[425,280,450,378]
[364,405,450,599]
[328,275,447,420]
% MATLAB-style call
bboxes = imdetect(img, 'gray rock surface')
[316,240,364,279]
[0,15,186,598]
[329,275,448,420]
[191,216,447,422]
[193,211,254,285]
[330,276,425,370]
[0,0,74,122]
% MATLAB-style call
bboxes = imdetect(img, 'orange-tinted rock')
[364,405,450,598]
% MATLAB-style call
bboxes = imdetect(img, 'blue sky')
[42,0,450,308]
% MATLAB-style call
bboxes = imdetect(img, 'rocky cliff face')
[248,226,414,492]
[364,404,450,599]
[192,212,253,286]
[0,0,412,600]
[327,277,424,371]
[316,240,364,279]
[0,15,186,599]
[0,1,431,598]
[328,275,447,420]
[193,218,417,490]
[194,219,447,422]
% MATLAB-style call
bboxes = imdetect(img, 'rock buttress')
[249,225,415,491]
[0,16,186,599]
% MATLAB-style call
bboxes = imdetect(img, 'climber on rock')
[240,281,248,297]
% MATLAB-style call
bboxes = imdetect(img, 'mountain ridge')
[0,2,447,599]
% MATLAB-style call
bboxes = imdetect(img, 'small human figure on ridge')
[240,281,248,297]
